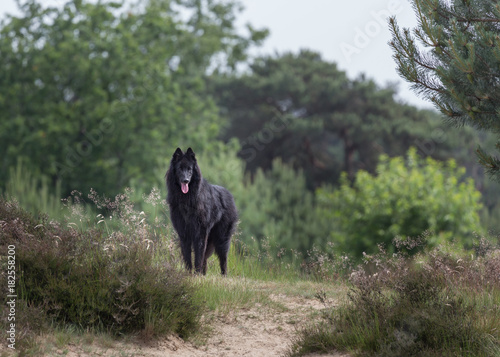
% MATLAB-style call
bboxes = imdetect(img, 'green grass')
[2,159,64,220]
[193,275,271,314]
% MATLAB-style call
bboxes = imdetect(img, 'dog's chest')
[175,200,204,222]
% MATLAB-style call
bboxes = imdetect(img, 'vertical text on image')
[6,244,16,349]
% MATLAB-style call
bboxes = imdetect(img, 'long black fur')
[166,147,238,275]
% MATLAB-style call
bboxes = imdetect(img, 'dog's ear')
[186,147,196,160]
[172,148,183,161]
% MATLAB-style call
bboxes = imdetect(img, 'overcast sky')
[0,0,432,109]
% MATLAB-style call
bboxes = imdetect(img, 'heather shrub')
[0,193,203,343]
[289,235,500,356]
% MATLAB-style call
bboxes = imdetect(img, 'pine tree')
[210,50,456,189]
[389,0,500,181]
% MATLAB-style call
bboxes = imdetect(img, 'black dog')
[166,148,238,275]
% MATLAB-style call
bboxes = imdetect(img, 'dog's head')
[170,147,197,194]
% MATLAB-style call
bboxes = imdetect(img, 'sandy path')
[106,293,348,357]
[1,287,349,356]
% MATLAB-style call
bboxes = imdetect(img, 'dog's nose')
[182,179,190,184]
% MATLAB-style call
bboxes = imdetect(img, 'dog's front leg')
[179,236,193,272]
[194,230,208,275]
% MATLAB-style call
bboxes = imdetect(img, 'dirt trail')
[98,294,344,356]
[110,293,347,357]
[2,286,349,357]
[154,294,340,357]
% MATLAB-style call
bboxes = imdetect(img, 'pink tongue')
[181,182,189,194]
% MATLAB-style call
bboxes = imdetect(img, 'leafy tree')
[0,0,266,196]
[389,0,500,181]
[210,50,469,189]
[317,148,484,258]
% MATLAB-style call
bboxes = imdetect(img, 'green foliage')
[289,241,500,357]
[237,159,321,258]
[389,0,500,181]
[196,139,246,199]
[317,148,483,258]
[0,194,203,338]
[0,0,265,196]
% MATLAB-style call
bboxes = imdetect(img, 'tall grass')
[2,159,63,219]
[207,236,351,283]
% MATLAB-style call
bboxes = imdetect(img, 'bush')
[289,237,500,356]
[317,148,484,258]
[0,193,203,342]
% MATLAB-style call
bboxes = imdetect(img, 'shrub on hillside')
[289,236,500,356]
[0,194,203,342]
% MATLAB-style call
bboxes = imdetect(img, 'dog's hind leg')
[215,245,228,276]
[207,225,230,275]
[216,221,236,276]
[215,233,231,276]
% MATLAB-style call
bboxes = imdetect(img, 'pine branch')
[457,18,500,23]
[477,146,500,182]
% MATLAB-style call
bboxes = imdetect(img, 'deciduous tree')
[317,148,483,258]
[0,0,266,195]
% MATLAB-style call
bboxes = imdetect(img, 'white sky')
[0,0,432,109]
